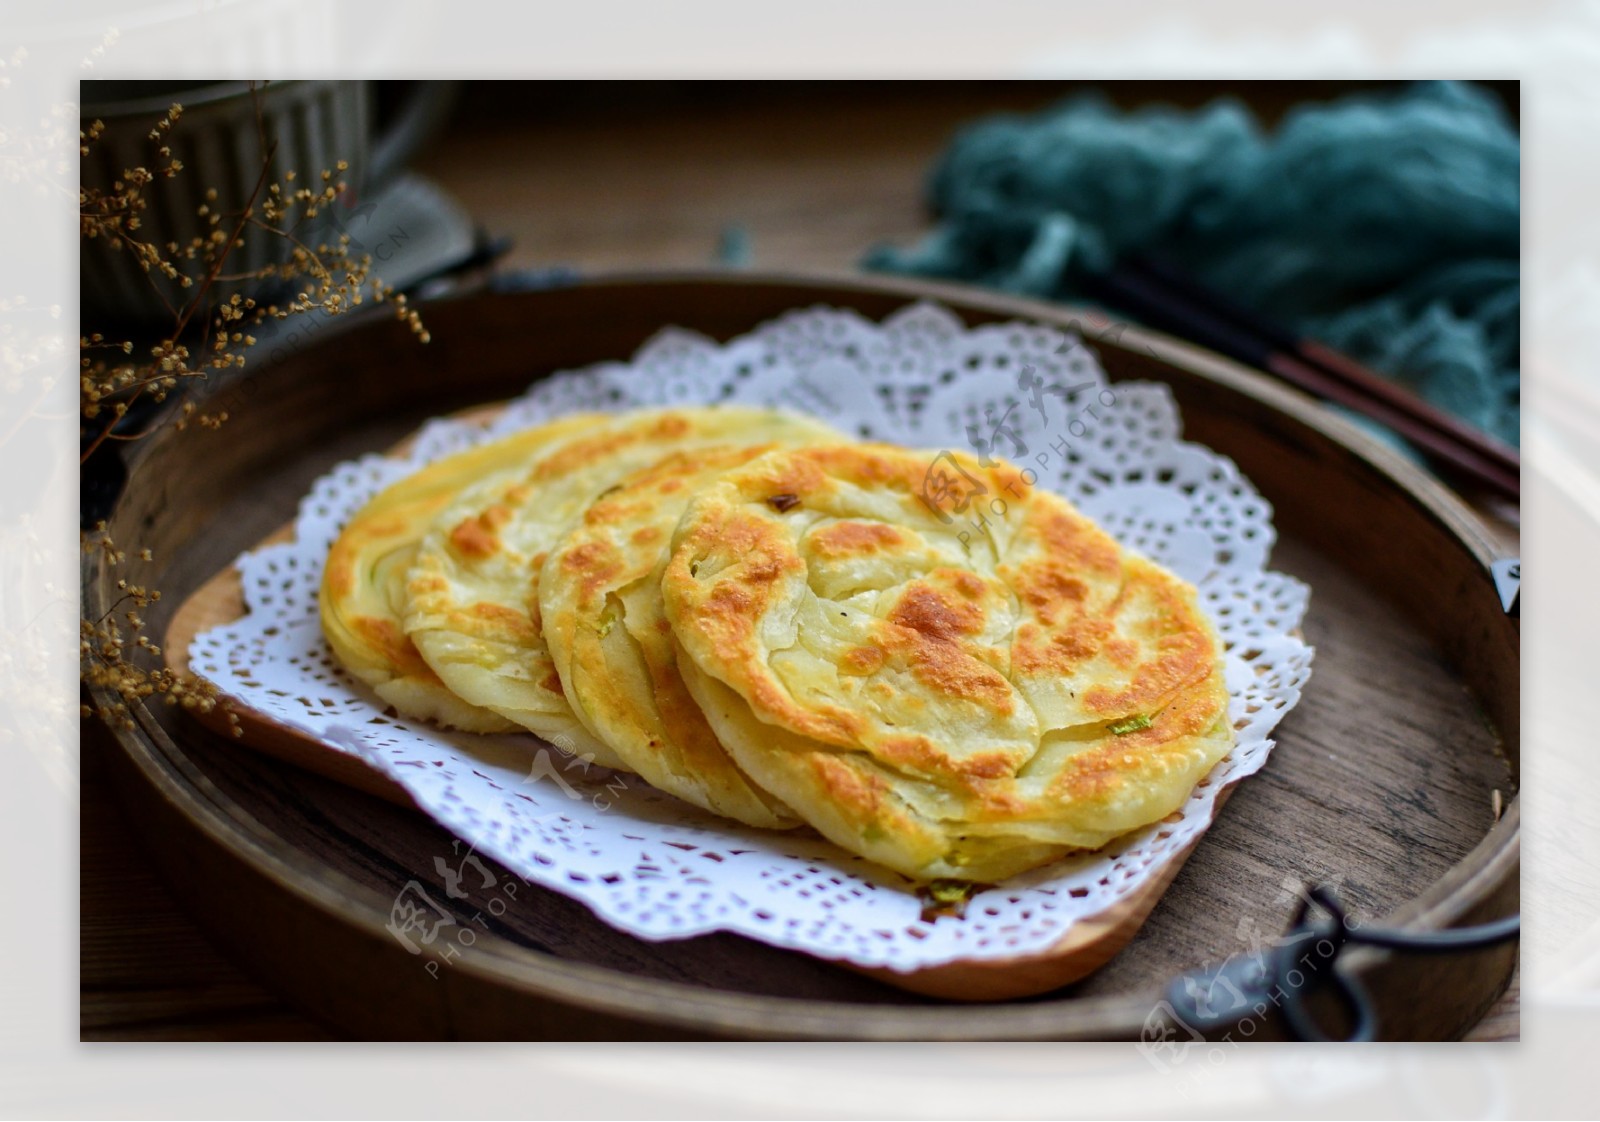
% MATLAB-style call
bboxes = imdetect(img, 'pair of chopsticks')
[1083,254,1520,500]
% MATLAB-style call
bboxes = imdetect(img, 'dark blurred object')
[1168,883,1519,1042]
[1089,252,1519,498]
[866,81,1521,464]
[443,81,1516,130]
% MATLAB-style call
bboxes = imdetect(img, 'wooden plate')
[84,271,1519,1039]
[160,401,1240,1002]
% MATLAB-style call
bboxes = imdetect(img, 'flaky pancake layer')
[318,413,603,732]
[542,439,845,829]
[403,407,841,776]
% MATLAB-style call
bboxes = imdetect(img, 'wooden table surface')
[80,82,1518,1041]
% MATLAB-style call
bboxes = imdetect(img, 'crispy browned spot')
[559,540,623,601]
[527,417,686,484]
[876,734,1014,781]
[1044,678,1224,804]
[972,784,1034,816]
[887,582,985,643]
[950,571,986,599]
[804,444,921,491]
[1045,740,1127,802]
[1030,502,1122,578]
[879,583,1012,712]
[808,752,887,822]
[449,516,496,558]
[448,504,512,559]
[989,461,1035,498]
[670,514,796,679]
[466,601,539,641]
[1116,675,1224,744]
[410,573,448,594]
[532,433,639,483]
[751,451,828,497]
[1104,636,1138,667]
[1082,632,1212,714]
[1083,574,1214,714]
[324,549,356,598]
[670,514,798,659]
[742,672,863,744]
[539,668,565,694]
[842,644,886,675]
[1013,560,1090,625]
[903,633,1012,711]
[630,525,663,546]
[810,520,905,558]
[1012,616,1114,675]
[351,616,435,679]
[708,580,755,619]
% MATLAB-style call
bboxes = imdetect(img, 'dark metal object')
[1167,884,1520,1041]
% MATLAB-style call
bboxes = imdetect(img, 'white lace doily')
[190,302,1313,972]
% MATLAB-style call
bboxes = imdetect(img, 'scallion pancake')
[661,443,1233,881]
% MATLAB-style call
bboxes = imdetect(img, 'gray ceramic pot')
[80,79,454,330]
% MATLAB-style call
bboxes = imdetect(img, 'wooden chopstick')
[1083,254,1520,500]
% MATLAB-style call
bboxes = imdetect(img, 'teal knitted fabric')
[864,81,1520,448]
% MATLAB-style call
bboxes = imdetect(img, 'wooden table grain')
[80,82,1518,1041]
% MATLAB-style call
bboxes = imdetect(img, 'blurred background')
[427,81,1523,492]
[78,79,1522,502]
[423,79,1518,270]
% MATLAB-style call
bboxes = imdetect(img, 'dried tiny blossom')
[79,530,238,735]
[79,83,427,731]
[79,84,427,463]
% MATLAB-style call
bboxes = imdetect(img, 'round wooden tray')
[83,271,1519,1040]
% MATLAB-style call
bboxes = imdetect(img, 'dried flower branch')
[79,83,427,463]
[78,526,236,734]
[81,82,429,733]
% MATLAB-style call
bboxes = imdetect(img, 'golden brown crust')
[447,505,511,559]
[809,520,907,557]
[348,615,437,682]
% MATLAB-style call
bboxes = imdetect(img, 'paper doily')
[190,302,1313,971]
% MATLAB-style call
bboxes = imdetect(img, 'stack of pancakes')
[320,407,1233,883]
